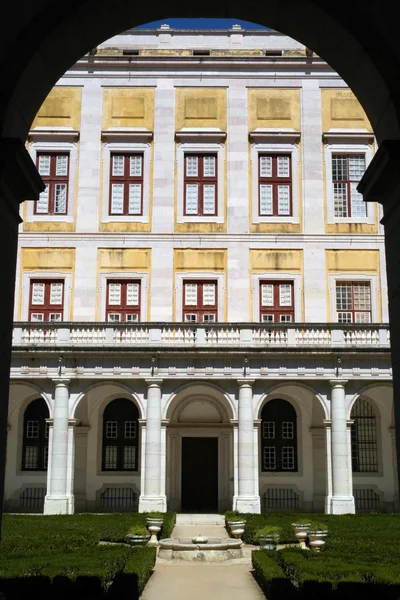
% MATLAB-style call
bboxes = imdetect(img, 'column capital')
[329,379,348,389]
[237,379,255,388]
[52,378,70,388]
[145,378,163,387]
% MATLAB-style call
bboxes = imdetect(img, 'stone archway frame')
[71,380,145,421]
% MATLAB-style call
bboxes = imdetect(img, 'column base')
[330,495,355,514]
[138,495,167,513]
[43,495,74,515]
[233,495,261,514]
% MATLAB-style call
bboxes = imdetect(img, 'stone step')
[175,513,226,526]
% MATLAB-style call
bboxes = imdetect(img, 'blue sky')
[135,18,268,30]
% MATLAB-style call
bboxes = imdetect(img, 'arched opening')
[261,399,298,473]
[102,398,139,472]
[21,398,49,471]
[351,397,378,474]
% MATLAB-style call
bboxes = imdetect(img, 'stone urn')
[292,523,311,550]
[227,521,246,541]
[146,517,164,546]
[126,533,151,546]
[307,530,328,552]
[258,534,279,551]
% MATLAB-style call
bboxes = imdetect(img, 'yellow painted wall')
[102,88,155,130]
[321,89,372,132]
[248,88,301,131]
[176,88,227,130]
[31,88,82,130]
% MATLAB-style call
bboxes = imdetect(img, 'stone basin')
[158,537,243,562]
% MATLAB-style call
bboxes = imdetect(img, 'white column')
[324,420,333,514]
[44,379,73,514]
[235,380,260,513]
[139,379,166,512]
[66,419,77,514]
[330,380,355,514]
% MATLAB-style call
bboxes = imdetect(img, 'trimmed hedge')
[252,550,297,599]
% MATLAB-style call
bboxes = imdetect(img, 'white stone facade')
[6,26,397,515]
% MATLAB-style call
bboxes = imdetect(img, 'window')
[109,153,144,216]
[259,281,294,323]
[261,399,298,472]
[36,153,69,215]
[335,281,371,323]
[183,280,217,323]
[351,398,378,473]
[184,154,217,216]
[332,154,366,218]
[22,399,49,471]
[29,280,64,322]
[259,154,292,216]
[106,280,141,322]
[102,399,139,471]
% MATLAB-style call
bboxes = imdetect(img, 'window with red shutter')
[36,153,69,215]
[335,281,371,323]
[259,281,294,323]
[109,154,144,216]
[258,154,292,217]
[29,280,64,322]
[106,280,141,322]
[184,154,218,216]
[182,280,217,323]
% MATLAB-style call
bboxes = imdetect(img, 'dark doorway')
[181,437,218,512]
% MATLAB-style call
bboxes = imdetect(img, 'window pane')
[203,156,216,177]
[260,156,272,178]
[108,314,121,322]
[49,313,62,321]
[38,155,51,176]
[106,421,118,439]
[108,283,121,306]
[353,283,371,310]
[282,446,295,470]
[262,314,274,322]
[124,446,136,469]
[186,156,198,177]
[24,446,39,469]
[280,315,292,322]
[36,185,49,213]
[263,421,275,439]
[185,184,199,214]
[185,283,197,305]
[125,421,137,438]
[32,283,45,305]
[26,421,39,438]
[184,314,197,322]
[338,312,352,323]
[261,284,274,307]
[203,314,215,322]
[54,184,67,213]
[104,446,118,469]
[128,184,141,214]
[112,155,125,176]
[350,183,366,217]
[263,447,276,470]
[31,313,44,322]
[279,284,292,306]
[332,155,348,180]
[277,185,290,215]
[203,185,216,214]
[333,183,348,217]
[349,155,365,181]
[125,314,138,322]
[130,155,142,177]
[336,284,352,310]
[282,422,294,439]
[260,185,273,215]
[50,282,63,305]
[277,156,290,177]
[56,155,68,176]
[126,283,139,306]
[111,184,124,213]
[355,312,371,323]
[203,283,216,305]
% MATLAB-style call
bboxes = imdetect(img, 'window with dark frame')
[109,153,144,216]
[36,153,69,215]
[182,280,218,323]
[102,399,139,471]
[29,280,64,322]
[335,281,371,323]
[22,399,49,471]
[106,280,141,323]
[261,399,298,472]
[332,154,366,218]
[258,154,292,217]
[259,281,294,323]
[184,154,218,216]
[351,398,378,473]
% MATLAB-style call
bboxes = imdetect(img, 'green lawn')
[0,513,176,599]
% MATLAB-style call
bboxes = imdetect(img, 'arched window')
[22,398,49,471]
[102,399,139,471]
[261,399,298,472]
[351,398,378,472]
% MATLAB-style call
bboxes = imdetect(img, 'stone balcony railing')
[12,322,391,350]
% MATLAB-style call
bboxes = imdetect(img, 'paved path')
[140,515,265,600]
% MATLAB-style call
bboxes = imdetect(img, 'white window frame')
[21,272,72,321]
[27,142,78,223]
[176,142,225,223]
[251,143,300,224]
[252,273,302,322]
[325,143,374,224]
[99,272,149,321]
[175,273,225,321]
[328,274,378,323]
[102,142,152,223]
